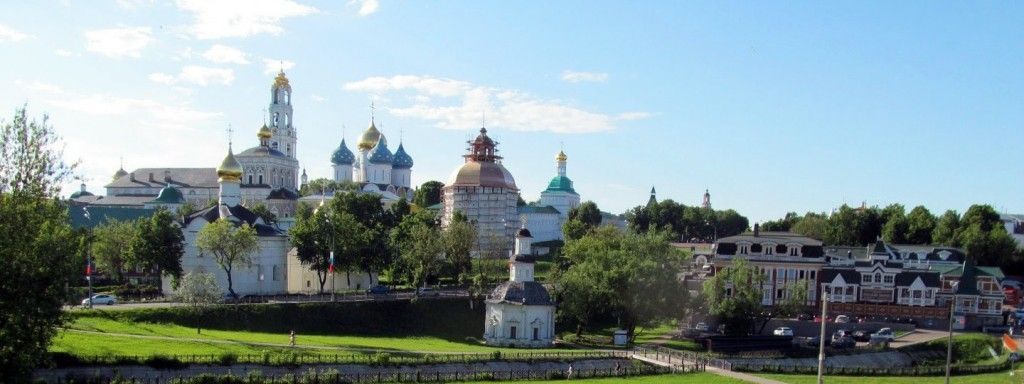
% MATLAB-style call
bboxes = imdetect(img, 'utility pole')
[817,292,828,384]
[84,207,94,309]
[946,283,958,384]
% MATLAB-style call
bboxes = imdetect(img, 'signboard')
[953,315,967,330]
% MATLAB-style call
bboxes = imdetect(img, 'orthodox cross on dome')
[370,101,376,123]
[226,124,234,148]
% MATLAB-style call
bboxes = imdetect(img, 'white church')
[484,225,556,347]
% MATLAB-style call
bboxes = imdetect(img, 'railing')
[52,350,630,368]
[730,359,1013,376]
[632,345,730,371]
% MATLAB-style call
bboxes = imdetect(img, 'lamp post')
[315,200,335,302]
[946,281,959,384]
[83,207,94,309]
[817,292,828,384]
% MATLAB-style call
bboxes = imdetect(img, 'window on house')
[810,271,816,280]
[788,269,796,279]
[901,289,910,298]
[925,290,932,299]
[777,289,785,299]
[790,247,798,256]
[259,175,263,184]
[875,273,882,283]
[913,291,922,299]
[863,274,872,283]
[510,326,517,339]
[799,270,805,279]
[832,286,841,295]
[533,328,539,340]
[883,275,893,284]
[846,286,854,295]
[725,287,733,297]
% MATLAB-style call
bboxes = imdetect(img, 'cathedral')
[329,116,415,202]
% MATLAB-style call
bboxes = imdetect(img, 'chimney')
[148,172,155,182]
[753,223,760,237]
[164,170,171,183]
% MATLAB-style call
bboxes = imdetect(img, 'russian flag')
[86,261,92,276]
[328,251,335,274]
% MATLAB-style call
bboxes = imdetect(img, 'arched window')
[248,175,253,184]
[273,112,279,126]
[284,114,290,126]
[258,175,263,184]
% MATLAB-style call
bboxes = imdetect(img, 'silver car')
[82,294,117,306]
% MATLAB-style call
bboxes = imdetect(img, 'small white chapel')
[483,226,556,347]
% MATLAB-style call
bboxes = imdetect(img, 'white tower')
[269,70,296,159]
[217,144,243,207]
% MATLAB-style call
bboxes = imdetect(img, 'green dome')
[544,175,577,194]
[151,185,185,204]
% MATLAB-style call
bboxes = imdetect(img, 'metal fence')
[58,350,631,367]
[49,365,674,384]
[730,358,1012,376]
[632,345,731,371]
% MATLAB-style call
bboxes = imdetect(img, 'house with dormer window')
[712,225,826,306]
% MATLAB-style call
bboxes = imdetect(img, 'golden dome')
[358,121,381,151]
[556,150,567,162]
[257,124,272,139]
[273,70,290,89]
[217,147,243,182]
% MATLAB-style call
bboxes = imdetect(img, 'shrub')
[369,352,391,366]
[491,350,502,361]
[143,355,186,370]
[216,353,238,366]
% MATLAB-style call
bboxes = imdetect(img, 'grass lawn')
[758,369,1023,384]
[458,373,747,383]
[56,314,575,357]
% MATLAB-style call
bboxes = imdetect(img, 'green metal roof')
[519,205,561,214]
[148,186,185,204]
[544,175,577,194]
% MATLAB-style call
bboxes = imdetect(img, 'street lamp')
[817,291,828,384]
[946,281,959,384]
[83,207,94,309]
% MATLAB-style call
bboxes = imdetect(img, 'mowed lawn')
[759,369,1024,384]
[57,315,572,356]
[458,373,748,384]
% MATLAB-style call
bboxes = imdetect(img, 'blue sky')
[1,1,1021,223]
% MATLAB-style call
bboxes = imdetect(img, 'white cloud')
[146,66,234,86]
[20,81,219,126]
[202,44,250,64]
[54,49,79,57]
[348,0,379,16]
[84,27,153,58]
[262,58,295,75]
[148,72,176,85]
[0,23,30,42]
[561,70,608,83]
[176,0,318,39]
[344,75,649,134]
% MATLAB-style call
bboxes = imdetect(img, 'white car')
[773,327,794,337]
[834,315,851,323]
[82,294,117,306]
[871,327,895,342]
[695,322,710,332]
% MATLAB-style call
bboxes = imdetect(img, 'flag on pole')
[86,261,92,276]
[328,251,335,273]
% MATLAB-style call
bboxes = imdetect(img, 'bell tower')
[269,69,296,159]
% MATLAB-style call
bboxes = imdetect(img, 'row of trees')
[624,199,749,242]
[762,203,1021,272]
[88,209,185,286]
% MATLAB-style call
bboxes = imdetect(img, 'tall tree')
[791,212,829,241]
[175,271,220,333]
[134,208,185,287]
[762,212,800,232]
[0,106,79,380]
[703,257,808,335]
[400,222,445,293]
[90,218,140,283]
[329,192,391,284]
[932,209,960,245]
[954,205,1018,267]
[563,201,604,241]
[905,206,937,244]
[442,218,476,285]
[880,204,908,244]
[558,227,689,340]
[195,219,259,297]
[413,180,444,208]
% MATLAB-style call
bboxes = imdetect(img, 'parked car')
[82,294,117,306]
[694,322,710,332]
[871,327,895,342]
[797,313,813,321]
[366,285,390,294]
[773,327,794,337]
[831,329,851,342]
[416,287,439,296]
[852,329,874,342]
[834,315,851,323]
[832,336,856,349]
[805,336,830,347]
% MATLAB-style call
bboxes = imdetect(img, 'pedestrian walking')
[289,330,296,347]
[567,363,574,378]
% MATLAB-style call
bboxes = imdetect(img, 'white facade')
[286,248,377,294]
[330,122,414,200]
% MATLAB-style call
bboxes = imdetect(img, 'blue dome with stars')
[331,138,355,165]
[368,135,394,164]
[392,143,413,169]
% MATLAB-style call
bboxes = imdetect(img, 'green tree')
[932,209,960,245]
[791,212,829,241]
[400,222,445,294]
[328,192,391,284]
[442,218,476,285]
[905,206,937,244]
[175,271,220,333]
[413,180,444,208]
[249,203,277,225]
[299,178,359,197]
[703,257,808,335]
[762,212,800,232]
[880,204,908,244]
[134,208,185,287]
[954,205,1017,267]
[715,209,750,239]
[569,201,602,227]
[195,219,259,297]
[290,202,366,293]
[558,227,688,340]
[0,106,79,380]
[91,218,140,283]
